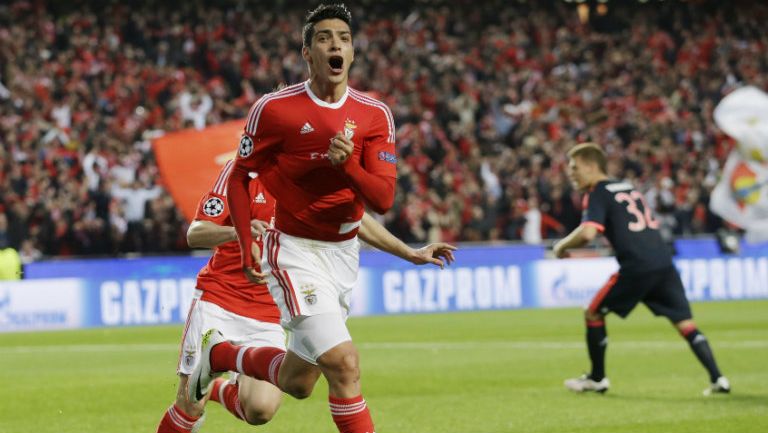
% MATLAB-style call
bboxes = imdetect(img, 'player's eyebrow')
[315,29,351,38]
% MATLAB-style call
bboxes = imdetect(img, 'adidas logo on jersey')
[254,192,267,204]
[300,122,314,134]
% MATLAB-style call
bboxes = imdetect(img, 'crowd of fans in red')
[1,0,764,261]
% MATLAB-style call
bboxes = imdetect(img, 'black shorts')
[588,266,692,323]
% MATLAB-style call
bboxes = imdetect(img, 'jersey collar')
[304,80,348,109]
[588,178,610,192]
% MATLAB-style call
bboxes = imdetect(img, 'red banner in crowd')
[152,120,244,222]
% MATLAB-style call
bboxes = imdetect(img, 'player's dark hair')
[568,142,607,173]
[302,3,352,48]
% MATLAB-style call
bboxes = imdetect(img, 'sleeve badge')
[203,197,225,217]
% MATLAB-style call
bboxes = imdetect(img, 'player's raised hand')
[328,132,354,166]
[409,243,457,269]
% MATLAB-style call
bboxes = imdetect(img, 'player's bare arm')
[553,223,598,258]
[187,219,270,249]
[187,219,269,284]
[358,213,456,268]
[187,220,237,249]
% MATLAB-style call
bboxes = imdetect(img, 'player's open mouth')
[328,55,344,74]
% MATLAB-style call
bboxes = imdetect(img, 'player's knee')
[675,319,696,333]
[281,373,317,400]
[243,410,272,426]
[583,309,603,322]
[242,402,279,425]
[325,352,360,385]
[283,381,315,400]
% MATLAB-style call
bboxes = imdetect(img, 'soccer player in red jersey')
[155,160,280,433]
[554,143,729,396]
[157,160,454,433]
[187,4,402,433]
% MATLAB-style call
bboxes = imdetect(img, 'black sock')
[684,329,722,383]
[586,321,607,381]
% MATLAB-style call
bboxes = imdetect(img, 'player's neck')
[308,78,347,103]
[587,174,609,189]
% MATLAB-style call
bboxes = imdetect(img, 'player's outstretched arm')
[553,223,598,258]
[187,219,270,249]
[187,220,237,249]
[358,213,456,269]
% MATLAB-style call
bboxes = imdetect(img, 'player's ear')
[302,46,312,65]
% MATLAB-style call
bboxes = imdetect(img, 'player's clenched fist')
[328,132,353,166]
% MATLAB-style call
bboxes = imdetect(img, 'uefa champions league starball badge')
[203,197,225,217]
[239,135,254,158]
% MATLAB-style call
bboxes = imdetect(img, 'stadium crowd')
[0,0,764,260]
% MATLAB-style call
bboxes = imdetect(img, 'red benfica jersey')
[227,81,397,267]
[194,160,280,323]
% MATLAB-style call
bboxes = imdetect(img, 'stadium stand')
[1,0,764,258]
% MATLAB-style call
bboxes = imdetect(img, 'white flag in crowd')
[709,151,768,242]
[711,86,768,242]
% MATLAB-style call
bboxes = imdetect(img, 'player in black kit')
[553,143,730,396]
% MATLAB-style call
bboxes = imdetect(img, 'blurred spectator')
[522,197,543,245]
[82,145,109,191]
[0,213,9,249]
[111,179,162,251]
[178,85,213,130]
[111,180,162,224]
[19,239,43,264]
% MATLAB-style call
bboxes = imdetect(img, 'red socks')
[209,341,240,372]
[156,404,199,433]
[209,342,375,433]
[210,377,247,421]
[329,395,375,433]
[210,342,285,387]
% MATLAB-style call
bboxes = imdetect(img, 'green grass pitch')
[1,300,766,433]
